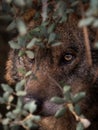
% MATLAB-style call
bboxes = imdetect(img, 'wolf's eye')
[59,49,77,66]
[64,53,73,62]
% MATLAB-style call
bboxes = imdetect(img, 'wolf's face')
[5,15,98,130]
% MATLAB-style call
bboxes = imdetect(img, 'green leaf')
[74,104,81,115]
[48,23,56,34]
[16,97,23,108]
[32,27,40,32]
[26,38,41,49]
[79,17,94,27]
[51,97,65,104]
[0,97,5,103]
[72,92,86,103]
[2,118,10,125]
[7,20,16,31]
[31,115,41,122]
[14,0,25,7]
[23,119,33,129]
[1,84,13,93]
[24,101,37,113]
[18,36,27,46]
[16,19,27,36]
[48,33,56,43]
[76,122,84,130]
[71,1,79,7]
[25,71,32,77]
[3,92,10,101]
[23,119,38,129]
[18,50,25,57]
[51,42,62,47]
[16,91,27,96]
[55,107,66,118]
[6,112,16,119]
[15,79,26,91]
[22,110,29,116]
[25,50,35,59]
[9,41,21,49]
[13,108,21,115]
[93,19,98,27]
[63,85,71,93]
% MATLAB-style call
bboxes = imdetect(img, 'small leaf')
[23,119,38,129]
[6,0,12,3]
[18,36,27,46]
[9,41,21,49]
[26,38,41,49]
[63,85,71,93]
[71,1,79,7]
[25,50,35,59]
[25,71,32,77]
[24,101,37,113]
[48,23,56,34]
[0,97,5,103]
[55,107,66,118]
[13,108,21,115]
[79,17,94,27]
[76,122,84,130]
[51,42,62,47]
[32,27,40,32]
[31,115,41,122]
[1,84,13,93]
[48,33,56,43]
[6,112,16,119]
[51,97,65,104]
[15,79,26,91]
[74,104,81,115]
[16,91,27,96]
[22,110,29,116]
[7,20,16,31]
[16,97,23,108]
[72,92,86,103]
[18,50,25,57]
[16,19,27,36]
[2,118,10,125]
[14,0,25,7]
[3,92,10,101]
[93,19,98,27]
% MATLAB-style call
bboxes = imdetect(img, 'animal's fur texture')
[5,14,98,130]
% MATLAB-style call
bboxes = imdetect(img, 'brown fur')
[5,14,98,130]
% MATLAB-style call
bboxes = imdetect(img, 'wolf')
[5,12,98,130]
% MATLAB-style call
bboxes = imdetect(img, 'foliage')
[0,0,98,130]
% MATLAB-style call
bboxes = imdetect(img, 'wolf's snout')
[24,94,63,117]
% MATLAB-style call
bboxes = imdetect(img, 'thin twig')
[80,1,92,67]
